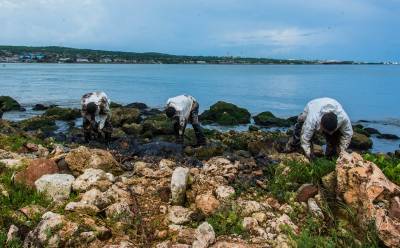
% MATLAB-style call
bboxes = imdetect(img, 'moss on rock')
[0,96,22,111]
[142,114,174,137]
[349,132,373,150]
[200,101,251,126]
[110,107,141,127]
[19,116,57,132]
[44,107,81,121]
[253,111,291,127]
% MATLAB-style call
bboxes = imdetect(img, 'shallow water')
[1,63,399,152]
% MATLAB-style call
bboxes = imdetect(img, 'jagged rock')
[33,104,50,111]
[35,174,75,202]
[110,107,141,127]
[72,168,115,192]
[192,222,215,248]
[364,127,381,135]
[0,96,22,111]
[253,111,292,127]
[122,123,143,135]
[106,202,135,224]
[240,200,264,216]
[274,214,298,233]
[195,193,220,216]
[65,146,122,176]
[65,202,100,215]
[171,167,190,205]
[135,141,183,157]
[125,102,148,109]
[199,101,251,126]
[104,184,133,205]
[15,158,59,188]
[378,134,400,140]
[336,152,400,247]
[389,196,400,220]
[242,217,259,232]
[24,211,79,247]
[81,188,112,209]
[215,185,235,201]
[177,228,196,244]
[349,132,373,150]
[203,157,239,182]
[252,212,267,224]
[103,241,136,248]
[307,198,324,219]
[211,241,250,248]
[141,114,174,137]
[296,184,318,202]
[6,225,19,244]
[168,206,193,224]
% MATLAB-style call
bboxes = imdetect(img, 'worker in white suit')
[286,97,353,159]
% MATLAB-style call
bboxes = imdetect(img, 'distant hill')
[0,45,370,64]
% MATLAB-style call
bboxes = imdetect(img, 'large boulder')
[199,101,251,126]
[15,159,60,188]
[141,114,174,137]
[349,132,373,150]
[72,168,115,192]
[253,111,292,127]
[171,167,190,205]
[336,152,400,247]
[0,96,22,111]
[110,107,141,127]
[192,222,215,248]
[19,116,56,132]
[35,174,75,202]
[44,107,81,121]
[65,146,122,176]
[195,193,220,216]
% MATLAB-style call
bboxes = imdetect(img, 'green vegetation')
[0,134,45,152]
[0,96,21,112]
[200,101,251,126]
[44,107,81,121]
[206,203,246,236]
[364,153,400,185]
[253,111,293,127]
[19,116,56,132]
[267,158,336,201]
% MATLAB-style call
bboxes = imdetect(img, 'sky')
[0,0,399,61]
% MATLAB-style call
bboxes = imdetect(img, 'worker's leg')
[324,130,341,158]
[173,120,184,144]
[102,118,113,143]
[190,102,206,146]
[83,117,92,142]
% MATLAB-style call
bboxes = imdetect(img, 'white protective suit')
[166,95,196,135]
[299,98,353,157]
[81,91,111,130]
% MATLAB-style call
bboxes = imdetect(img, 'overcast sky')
[0,0,399,61]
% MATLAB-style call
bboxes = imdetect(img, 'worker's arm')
[338,117,353,155]
[301,116,316,159]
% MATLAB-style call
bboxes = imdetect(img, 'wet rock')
[72,168,115,192]
[199,101,251,126]
[6,225,19,244]
[296,184,318,202]
[19,116,56,132]
[106,202,135,224]
[33,104,50,111]
[248,125,260,132]
[142,114,174,137]
[171,167,190,205]
[135,141,183,157]
[125,102,148,109]
[349,132,373,150]
[192,222,215,248]
[65,146,122,176]
[122,123,143,135]
[336,152,400,247]
[307,198,324,219]
[377,133,400,140]
[191,144,225,160]
[253,111,291,127]
[44,107,81,121]
[110,102,123,108]
[24,211,79,247]
[195,194,220,216]
[65,201,100,215]
[168,206,193,224]
[215,185,235,201]
[15,158,60,188]
[110,107,141,127]
[35,174,75,202]
[364,127,381,135]
[0,96,22,111]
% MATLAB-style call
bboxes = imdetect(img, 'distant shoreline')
[1,45,394,65]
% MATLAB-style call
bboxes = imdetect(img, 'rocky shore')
[1,96,400,247]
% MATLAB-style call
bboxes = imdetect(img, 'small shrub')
[206,204,246,236]
[364,153,400,185]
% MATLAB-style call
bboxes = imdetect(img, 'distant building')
[76,58,90,63]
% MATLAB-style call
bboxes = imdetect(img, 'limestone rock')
[195,194,220,216]
[171,167,190,205]
[81,188,112,209]
[192,222,215,248]
[307,198,324,219]
[0,158,24,169]
[35,174,75,202]
[6,225,19,244]
[336,152,400,247]
[15,158,59,188]
[72,168,115,192]
[106,202,135,224]
[65,202,100,215]
[168,206,193,225]
[65,146,121,176]
[215,185,235,201]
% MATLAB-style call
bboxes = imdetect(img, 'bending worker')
[81,91,112,143]
[286,97,353,159]
[165,94,206,146]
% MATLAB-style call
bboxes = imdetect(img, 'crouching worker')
[286,97,353,160]
[165,95,206,146]
[81,91,112,143]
